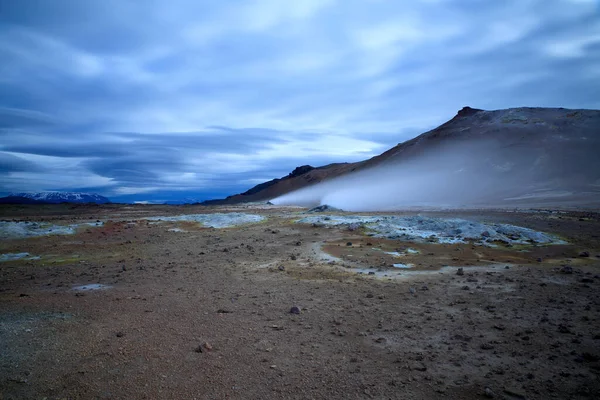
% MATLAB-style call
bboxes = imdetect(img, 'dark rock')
[116,331,124,338]
[559,265,573,274]
[278,265,285,271]
[558,324,571,334]
[346,242,353,246]
[456,267,464,276]
[290,306,301,314]
[580,278,594,283]
[579,251,590,257]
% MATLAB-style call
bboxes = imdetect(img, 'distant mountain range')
[203,106,600,209]
[1,192,111,204]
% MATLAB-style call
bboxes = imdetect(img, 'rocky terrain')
[1,203,599,399]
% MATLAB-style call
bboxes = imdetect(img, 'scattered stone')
[202,342,213,351]
[346,242,352,246]
[290,306,301,314]
[278,265,285,271]
[461,285,470,290]
[580,278,594,283]
[456,268,464,276]
[484,387,495,398]
[559,265,573,274]
[480,343,494,350]
[557,324,571,334]
[579,251,590,257]
[116,331,124,338]
[217,309,233,314]
[375,337,386,343]
[366,293,374,298]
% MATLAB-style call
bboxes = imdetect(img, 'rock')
[461,285,470,290]
[580,278,594,283]
[559,265,573,274]
[368,271,375,275]
[456,267,464,276]
[366,293,374,298]
[115,331,124,338]
[290,306,301,314]
[579,251,590,257]
[278,265,285,271]
[346,242,353,246]
[484,387,495,398]
[557,324,571,334]
[203,342,213,351]
[480,343,494,350]
[375,337,387,343]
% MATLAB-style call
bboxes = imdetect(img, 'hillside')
[205,106,600,209]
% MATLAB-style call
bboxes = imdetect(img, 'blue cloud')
[0,0,598,200]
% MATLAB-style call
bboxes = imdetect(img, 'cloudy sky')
[1,0,598,202]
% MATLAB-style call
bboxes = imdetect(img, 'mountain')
[203,107,600,209]
[6,192,111,204]
[0,196,48,205]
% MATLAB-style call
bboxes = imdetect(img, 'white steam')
[270,139,562,211]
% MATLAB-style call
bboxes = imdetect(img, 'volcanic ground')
[1,203,599,399]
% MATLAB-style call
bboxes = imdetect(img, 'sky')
[0,0,599,203]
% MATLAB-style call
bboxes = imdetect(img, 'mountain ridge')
[203,106,600,208]
[5,192,111,204]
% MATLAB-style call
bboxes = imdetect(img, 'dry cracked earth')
[1,204,599,400]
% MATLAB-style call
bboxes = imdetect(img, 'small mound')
[308,205,344,213]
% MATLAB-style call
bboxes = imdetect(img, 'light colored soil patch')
[298,215,565,245]
[144,213,265,228]
[0,253,40,262]
[0,221,103,240]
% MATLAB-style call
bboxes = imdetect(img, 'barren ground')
[1,204,599,399]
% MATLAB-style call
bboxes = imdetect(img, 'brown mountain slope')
[204,106,600,208]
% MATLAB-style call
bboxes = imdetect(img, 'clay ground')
[1,204,599,399]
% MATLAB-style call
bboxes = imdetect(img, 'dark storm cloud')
[0,0,598,199]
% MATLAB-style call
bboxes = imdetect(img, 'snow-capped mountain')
[9,192,111,204]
